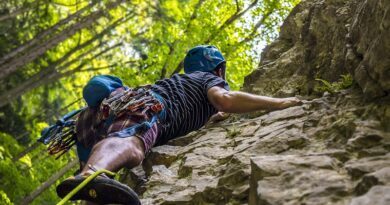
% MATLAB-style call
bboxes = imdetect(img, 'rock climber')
[56,45,301,204]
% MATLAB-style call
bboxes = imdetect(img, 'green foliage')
[0,190,13,205]
[0,132,77,204]
[315,74,354,94]
[227,126,241,138]
[0,133,32,202]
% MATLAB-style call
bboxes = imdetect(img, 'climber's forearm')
[208,86,301,113]
[218,91,286,113]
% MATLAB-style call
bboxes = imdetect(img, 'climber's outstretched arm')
[207,86,301,113]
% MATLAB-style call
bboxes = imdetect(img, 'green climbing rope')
[56,169,116,205]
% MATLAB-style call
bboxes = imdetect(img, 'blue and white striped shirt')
[151,71,230,145]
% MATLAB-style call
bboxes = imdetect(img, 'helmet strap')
[213,62,226,80]
[214,67,226,80]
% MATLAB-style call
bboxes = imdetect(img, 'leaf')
[0,190,13,205]
[19,155,33,168]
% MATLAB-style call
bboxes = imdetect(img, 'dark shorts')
[76,121,159,162]
[135,122,158,153]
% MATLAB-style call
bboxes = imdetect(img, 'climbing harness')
[38,86,165,159]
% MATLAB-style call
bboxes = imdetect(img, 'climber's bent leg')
[80,136,145,175]
[57,136,146,205]
[56,124,158,204]
[81,122,159,174]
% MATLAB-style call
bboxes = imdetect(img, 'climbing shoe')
[56,174,140,205]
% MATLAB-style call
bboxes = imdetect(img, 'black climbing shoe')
[56,174,140,205]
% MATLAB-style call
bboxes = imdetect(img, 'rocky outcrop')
[346,0,390,99]
[121,0,390,204]
[121,89,389,205]
[243,0,389,99]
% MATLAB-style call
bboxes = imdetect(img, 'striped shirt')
[151,71,230,145]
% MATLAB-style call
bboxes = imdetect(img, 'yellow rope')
[56,169,116,205]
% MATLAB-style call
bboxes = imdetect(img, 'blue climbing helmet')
[82,75,123,107]
[184,45,225,74]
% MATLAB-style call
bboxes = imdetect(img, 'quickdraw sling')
[100,86,164,130]
[38,108,85,159]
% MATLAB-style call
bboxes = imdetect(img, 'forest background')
[0,0,299,204]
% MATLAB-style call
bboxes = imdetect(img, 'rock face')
[123,90,389,205]
[243,0,390,99]
[120,0,390,204]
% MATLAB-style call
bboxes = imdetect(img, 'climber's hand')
[209,112,230,123]
[279,97,302,109]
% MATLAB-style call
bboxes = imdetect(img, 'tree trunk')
[12,141,40,162]
[19,160,78,205]
[22,42,122,92]
[0,0,125,81]
[0,0,42,22]
[0,7,28,22]
[0,43,100,107]
[0,1,97,65]
[0,45,100,107]
[160,44,175,79]
[0,12,137,108]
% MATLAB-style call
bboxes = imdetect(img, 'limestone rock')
[249,155,351,205]
[347,0,390,98]
[142,145,180,176]
[354,167,390,196]
[347,120,385,149]
[350,186,390,205]
[243,0,390,99]
[125,90,389,204]
[345,153,390,180]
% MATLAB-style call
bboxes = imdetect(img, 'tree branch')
[0,14,132,107]
[205,0,258,44]
[0,0,42,22]
[170,0,259,76]
[50,43,123,82]
[0,0,126,81]
[0,1,98,65]
[77,60,137,73]
[20,160,78,205]
[50,0,86,7]
[237,9,273,46]
[159,0,205,79]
